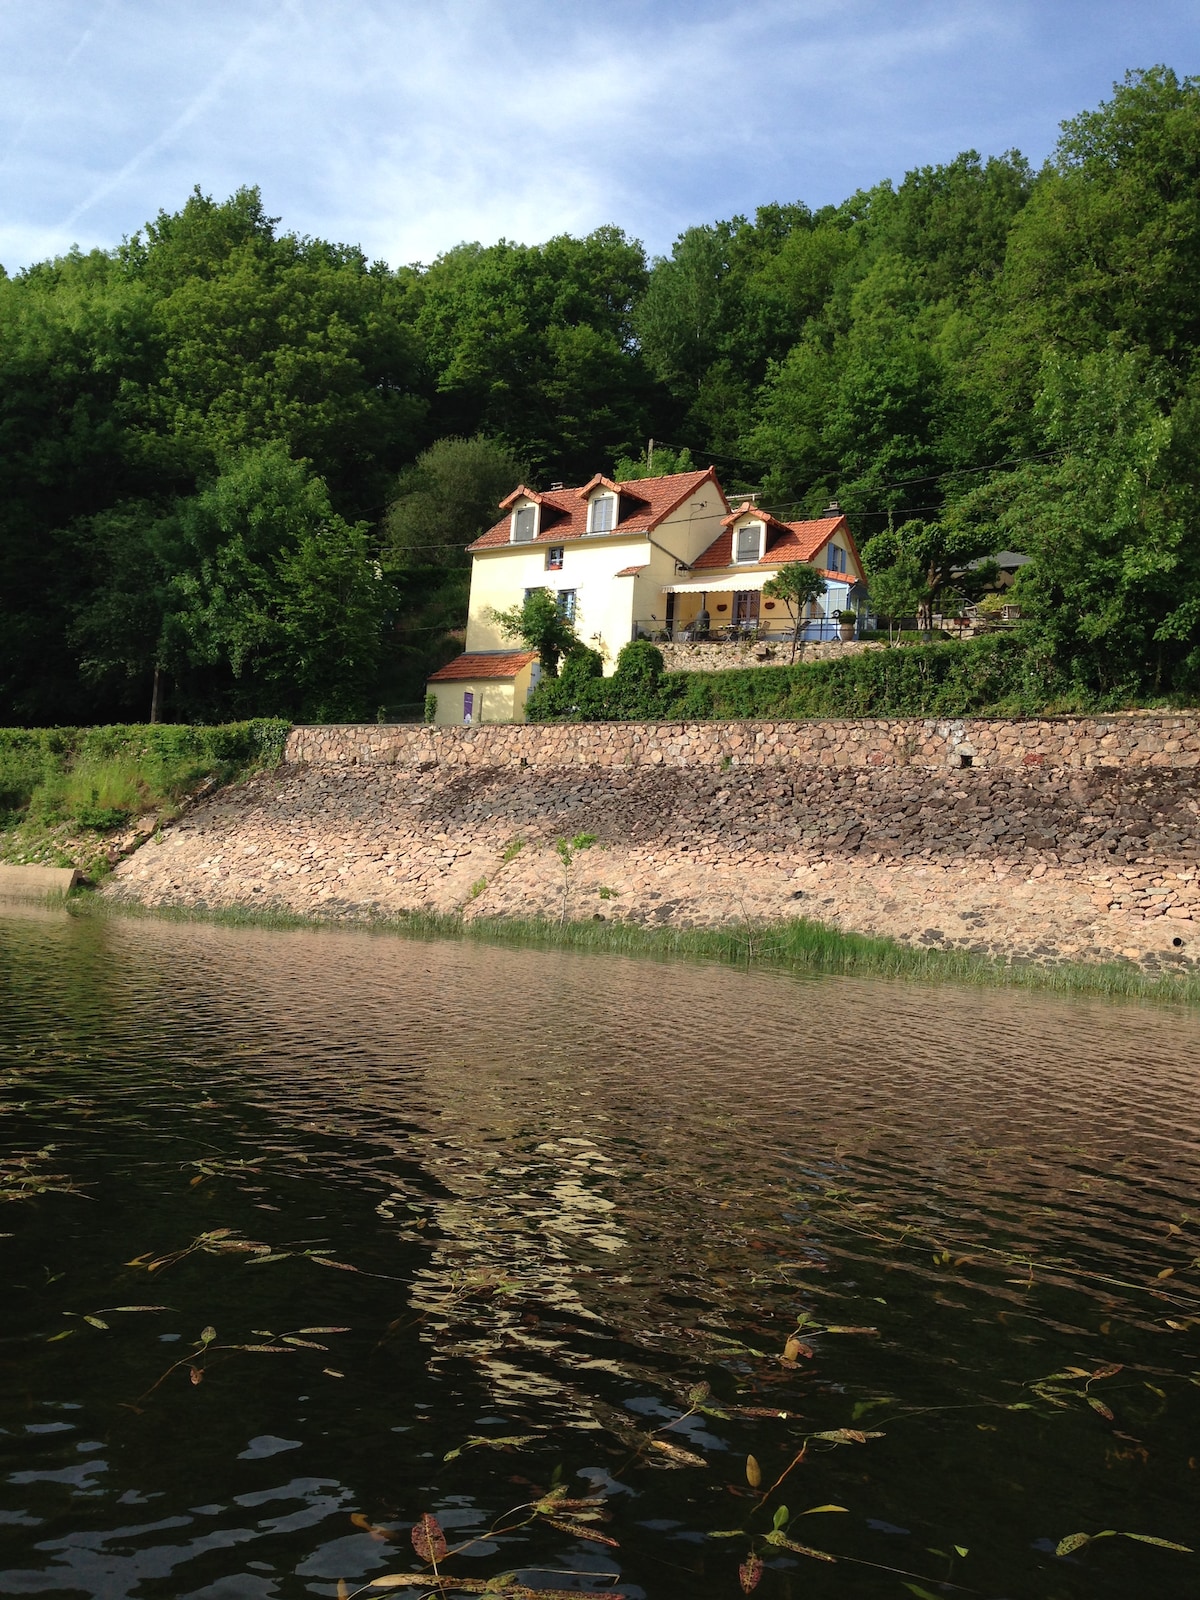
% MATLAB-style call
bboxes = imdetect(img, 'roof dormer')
[732,512,765,564]
[577,475,621,535]
[500,485,544,543]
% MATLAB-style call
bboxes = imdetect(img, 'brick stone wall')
[103,712,1200,973]
[286,713,1200,774]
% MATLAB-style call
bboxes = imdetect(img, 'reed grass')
[70,894,1200,1008]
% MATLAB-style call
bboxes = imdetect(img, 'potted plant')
[836,609,858,641]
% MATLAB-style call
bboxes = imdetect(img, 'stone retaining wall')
[658,639,879,674]
[286,713,1200,774]
[104,713,1200,973]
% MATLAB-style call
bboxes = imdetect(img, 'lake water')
[1,905,1198,1600]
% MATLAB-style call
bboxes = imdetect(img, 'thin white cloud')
[0,0,1195,273]
[57,1,288,231]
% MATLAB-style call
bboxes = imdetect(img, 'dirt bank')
[103,717,1200,972]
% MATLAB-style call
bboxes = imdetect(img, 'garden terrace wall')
[286,714,1200,773]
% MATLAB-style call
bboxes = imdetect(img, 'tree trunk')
[150,664,161,724]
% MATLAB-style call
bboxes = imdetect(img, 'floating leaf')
[543,1516,619,1547]
[1091,1363,1123,1379]
[766,1534,836,1560]
[811,1429,881,1444]
[299,1326,351,1334]
[1157,1268,1175,1279]
[745,1454,762,1489]
[1087,1397,1115,1421]
[445,1434,537,1460]
[324,1368,345,1378]
[47,1329,75,1342]
[802,1505,848,1515]
[312,1257,360,1272]
[361,1580,440,1591]
[687,1381,711,1404]
[1124,1534,1193,1552]
[200,1326,216,1345]
[648,1439,707,1467]
[1056,1532,1092,1556]
[954,1545,969,1557]
[83,1315,109,1330]
[411,1513,448,1565]
[707,1530,746,1539]
[103,1305,172,1313]
[282,1336,328,1349]
[351,1514,395,1542]
[772,1505,789,1532]
[739,1552,763,1593]
[824,1326,879,1335]
[337,1581,349,1600]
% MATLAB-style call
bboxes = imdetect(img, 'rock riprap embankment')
[103,716,1200,970]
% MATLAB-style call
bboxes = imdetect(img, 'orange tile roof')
[614,564,648,577]
[427,650,537,683]
[467,468,726,552]
[692,513,864,576]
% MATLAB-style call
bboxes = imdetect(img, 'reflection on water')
[1,904,1198,1599]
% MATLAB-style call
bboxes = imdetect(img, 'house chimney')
[550,481,564,491]
[824,500,842,516]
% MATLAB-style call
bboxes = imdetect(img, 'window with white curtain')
[588,494,616,533]
[735,523,762,563]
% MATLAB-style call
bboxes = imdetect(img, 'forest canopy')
[2,66,1198,722]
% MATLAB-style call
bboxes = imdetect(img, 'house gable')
[693,505,864,583]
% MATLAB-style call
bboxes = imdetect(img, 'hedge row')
[527,633,1108,723]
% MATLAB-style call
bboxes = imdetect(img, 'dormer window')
[734,522,763,563]
[511,503,538,543]
[588,493,617,534]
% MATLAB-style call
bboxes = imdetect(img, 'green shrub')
[527,632,1103,723]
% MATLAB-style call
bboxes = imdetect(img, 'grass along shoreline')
[62,891,1200,1007]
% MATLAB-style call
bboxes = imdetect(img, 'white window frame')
[556,588,577,622]
[734,521,763,564]
[587,492,617,534]
[511,502,539,543]
[545,545,564,571]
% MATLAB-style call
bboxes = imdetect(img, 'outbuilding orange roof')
[428,650,538,683]
[467,468,726,552]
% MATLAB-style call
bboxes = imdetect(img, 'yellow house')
[425,468,731,725]
[424,471,868,725]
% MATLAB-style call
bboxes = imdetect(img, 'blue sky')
[0,0,1196,273]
